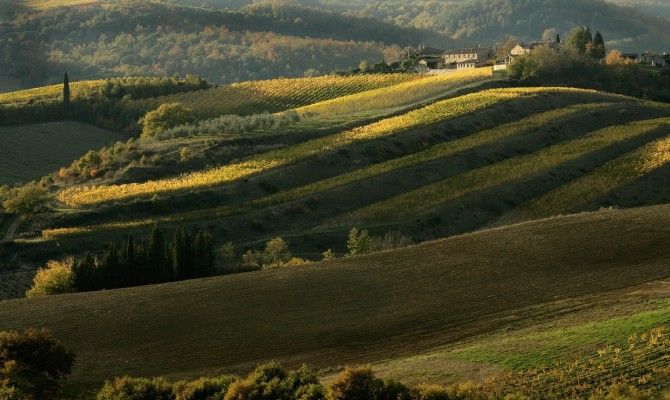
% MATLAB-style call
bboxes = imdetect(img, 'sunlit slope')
[3,204,670,392]
[126,73,432,118]
[21,0,100,10]
[41,86,670,244]
[55,86,609,208]
[0,79,106,106]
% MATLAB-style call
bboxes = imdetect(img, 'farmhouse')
[508,41,559,63]
[638,52,667,68]
[443,47,492,69]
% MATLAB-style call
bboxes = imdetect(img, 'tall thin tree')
[63,72,70,107]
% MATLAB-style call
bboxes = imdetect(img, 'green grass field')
[2,204,670,395]
[0,121,122,185]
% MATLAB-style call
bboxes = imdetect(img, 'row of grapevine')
[0,80,106,106]
[57,87,568,207]
[127,73,428,117]
[338,117,670,224]
[515,133,670,219]
[296,67,494,122]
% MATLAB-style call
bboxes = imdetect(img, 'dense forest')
[4,0,670,91]
[290,0,670,51]
[0,1,453,89]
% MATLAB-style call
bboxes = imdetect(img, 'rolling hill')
[0,0,458,90]
[294,0,670,51]
[0,121,122,185]
[1,204,669,395]
[24,83,670,255]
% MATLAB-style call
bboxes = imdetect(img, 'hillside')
[295,0,670,51]
[605,0,670,18]
[0,0,457,90]
[0,121,122,185]
[1,204,669,394]
[16,83,668,260]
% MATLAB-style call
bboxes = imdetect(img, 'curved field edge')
[56,87,625,207]
[3,204,670,391]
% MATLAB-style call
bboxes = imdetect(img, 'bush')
[346,228,371,256]
[370,231,414,252]
[142,103,196,138]
[415,385,450,400]
[96,376,174,400]
[329,367,383,400]
[1,182,49,215]
[242,237,299,269]
[223,362,322,400]
[174,375,237,400]
[161,111,300,139]
[26,258,76,297]
[0,328,76,400]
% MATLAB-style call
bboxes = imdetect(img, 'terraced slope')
[2,204,670,393]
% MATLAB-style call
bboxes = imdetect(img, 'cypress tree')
[172,227,186,280]
[148,226,168,282]
[73,252,96,292]
[194,229,215,277]
[63,72,70,107]
[556,34,561,43]
[97,244,114,289]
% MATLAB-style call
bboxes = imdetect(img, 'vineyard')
[513,135,670,219]
[39,86,670,243]
[57,86,540,207]
[0,80,105,106]
[339,117,670,224]
[41,100,626,238]
[127,73,428,118]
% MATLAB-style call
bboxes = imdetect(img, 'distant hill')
[294,0,670,51]
[605,0,670,18]
[0,0,460,89]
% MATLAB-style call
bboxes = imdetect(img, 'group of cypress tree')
[72,226,215,292]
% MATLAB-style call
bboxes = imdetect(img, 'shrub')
[96,376,174,400]
[242,237,296,269]
[1,182,49,215]
[142,103,195,138]
[346,228,371,256]
[329,367,383,400]
[0,328,76,400]
[415,384,450,400]
[161,111,300,139]
[174,375,237,400]
[378,379,413,400]
[321,249,335,261]
[370,231,414,252]
[26,258,75,297]
[223,362,322,400]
